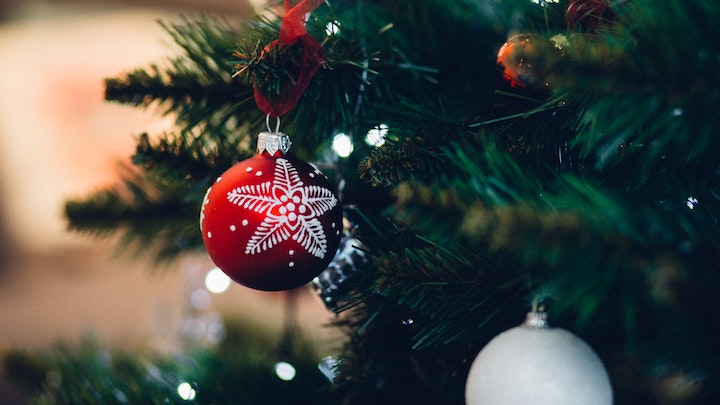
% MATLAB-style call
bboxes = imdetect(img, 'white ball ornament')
[465,311,613,405]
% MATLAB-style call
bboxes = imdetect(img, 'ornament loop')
[266,114,281,134]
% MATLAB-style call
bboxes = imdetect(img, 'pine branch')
[7,322,330,405]
[381,132,720,372]
[106,17,257,134]
[372,243,526,349]
[544,1,720,179]
[66,18,263,259]
[132,128,254,181]
[358,121,466,187]
[64,165,204,261]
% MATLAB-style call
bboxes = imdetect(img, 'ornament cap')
[522,310,549,329]
[257,131,292,156]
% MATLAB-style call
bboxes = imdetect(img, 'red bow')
[254,0,326,118]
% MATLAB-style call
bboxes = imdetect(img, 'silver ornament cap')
[257,131,292,156]
[522,310,549,329]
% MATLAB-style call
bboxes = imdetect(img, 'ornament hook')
[266,114,281,134]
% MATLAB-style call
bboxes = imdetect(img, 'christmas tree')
[4,0,720,403]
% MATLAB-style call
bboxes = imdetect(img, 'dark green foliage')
[2,322,332,405]
[64,162,206,260]
[57,0,720,403]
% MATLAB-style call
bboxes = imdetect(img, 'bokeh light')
[274,361,297,381]
[177,382,196,401]
[325,20,341,36]
[205,267,232,294]
[332,133,354,158]
[365,124,388,147]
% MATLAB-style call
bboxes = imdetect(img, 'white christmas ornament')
[465,311,613,405]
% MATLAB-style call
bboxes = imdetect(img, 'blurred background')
[0,0,338,374]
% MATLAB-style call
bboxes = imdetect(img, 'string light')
[190,288,211,310]
[365,124,388,147]
[530,0,559,5]
[205,267,231,294]
[274,361,297,381]
[177,382,197,401]
[332,133,354,158]
[325,20,341,36]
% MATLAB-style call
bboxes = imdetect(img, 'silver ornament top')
[257,131,292,156]
[522,310,549,329]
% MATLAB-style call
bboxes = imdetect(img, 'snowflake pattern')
[226,158,338,259]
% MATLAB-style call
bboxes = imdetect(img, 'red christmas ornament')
[565,0,616,31]
[200,131,343,291]
[497,34,565,89]
[497,34,541,88]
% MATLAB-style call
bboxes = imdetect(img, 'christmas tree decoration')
[53,0,720,403]
[200,0,341,291]
[200,129,343,291]
[465,310,612,405]
[565,0,616,31]
[496,34,558,89]
[312,232,371,313]
[244,0,326,117]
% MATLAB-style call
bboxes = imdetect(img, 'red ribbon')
[254,0,326,118]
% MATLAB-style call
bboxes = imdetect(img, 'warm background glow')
[0,0,338,364]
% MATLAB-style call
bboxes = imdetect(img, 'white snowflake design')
[226,158,337,259]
